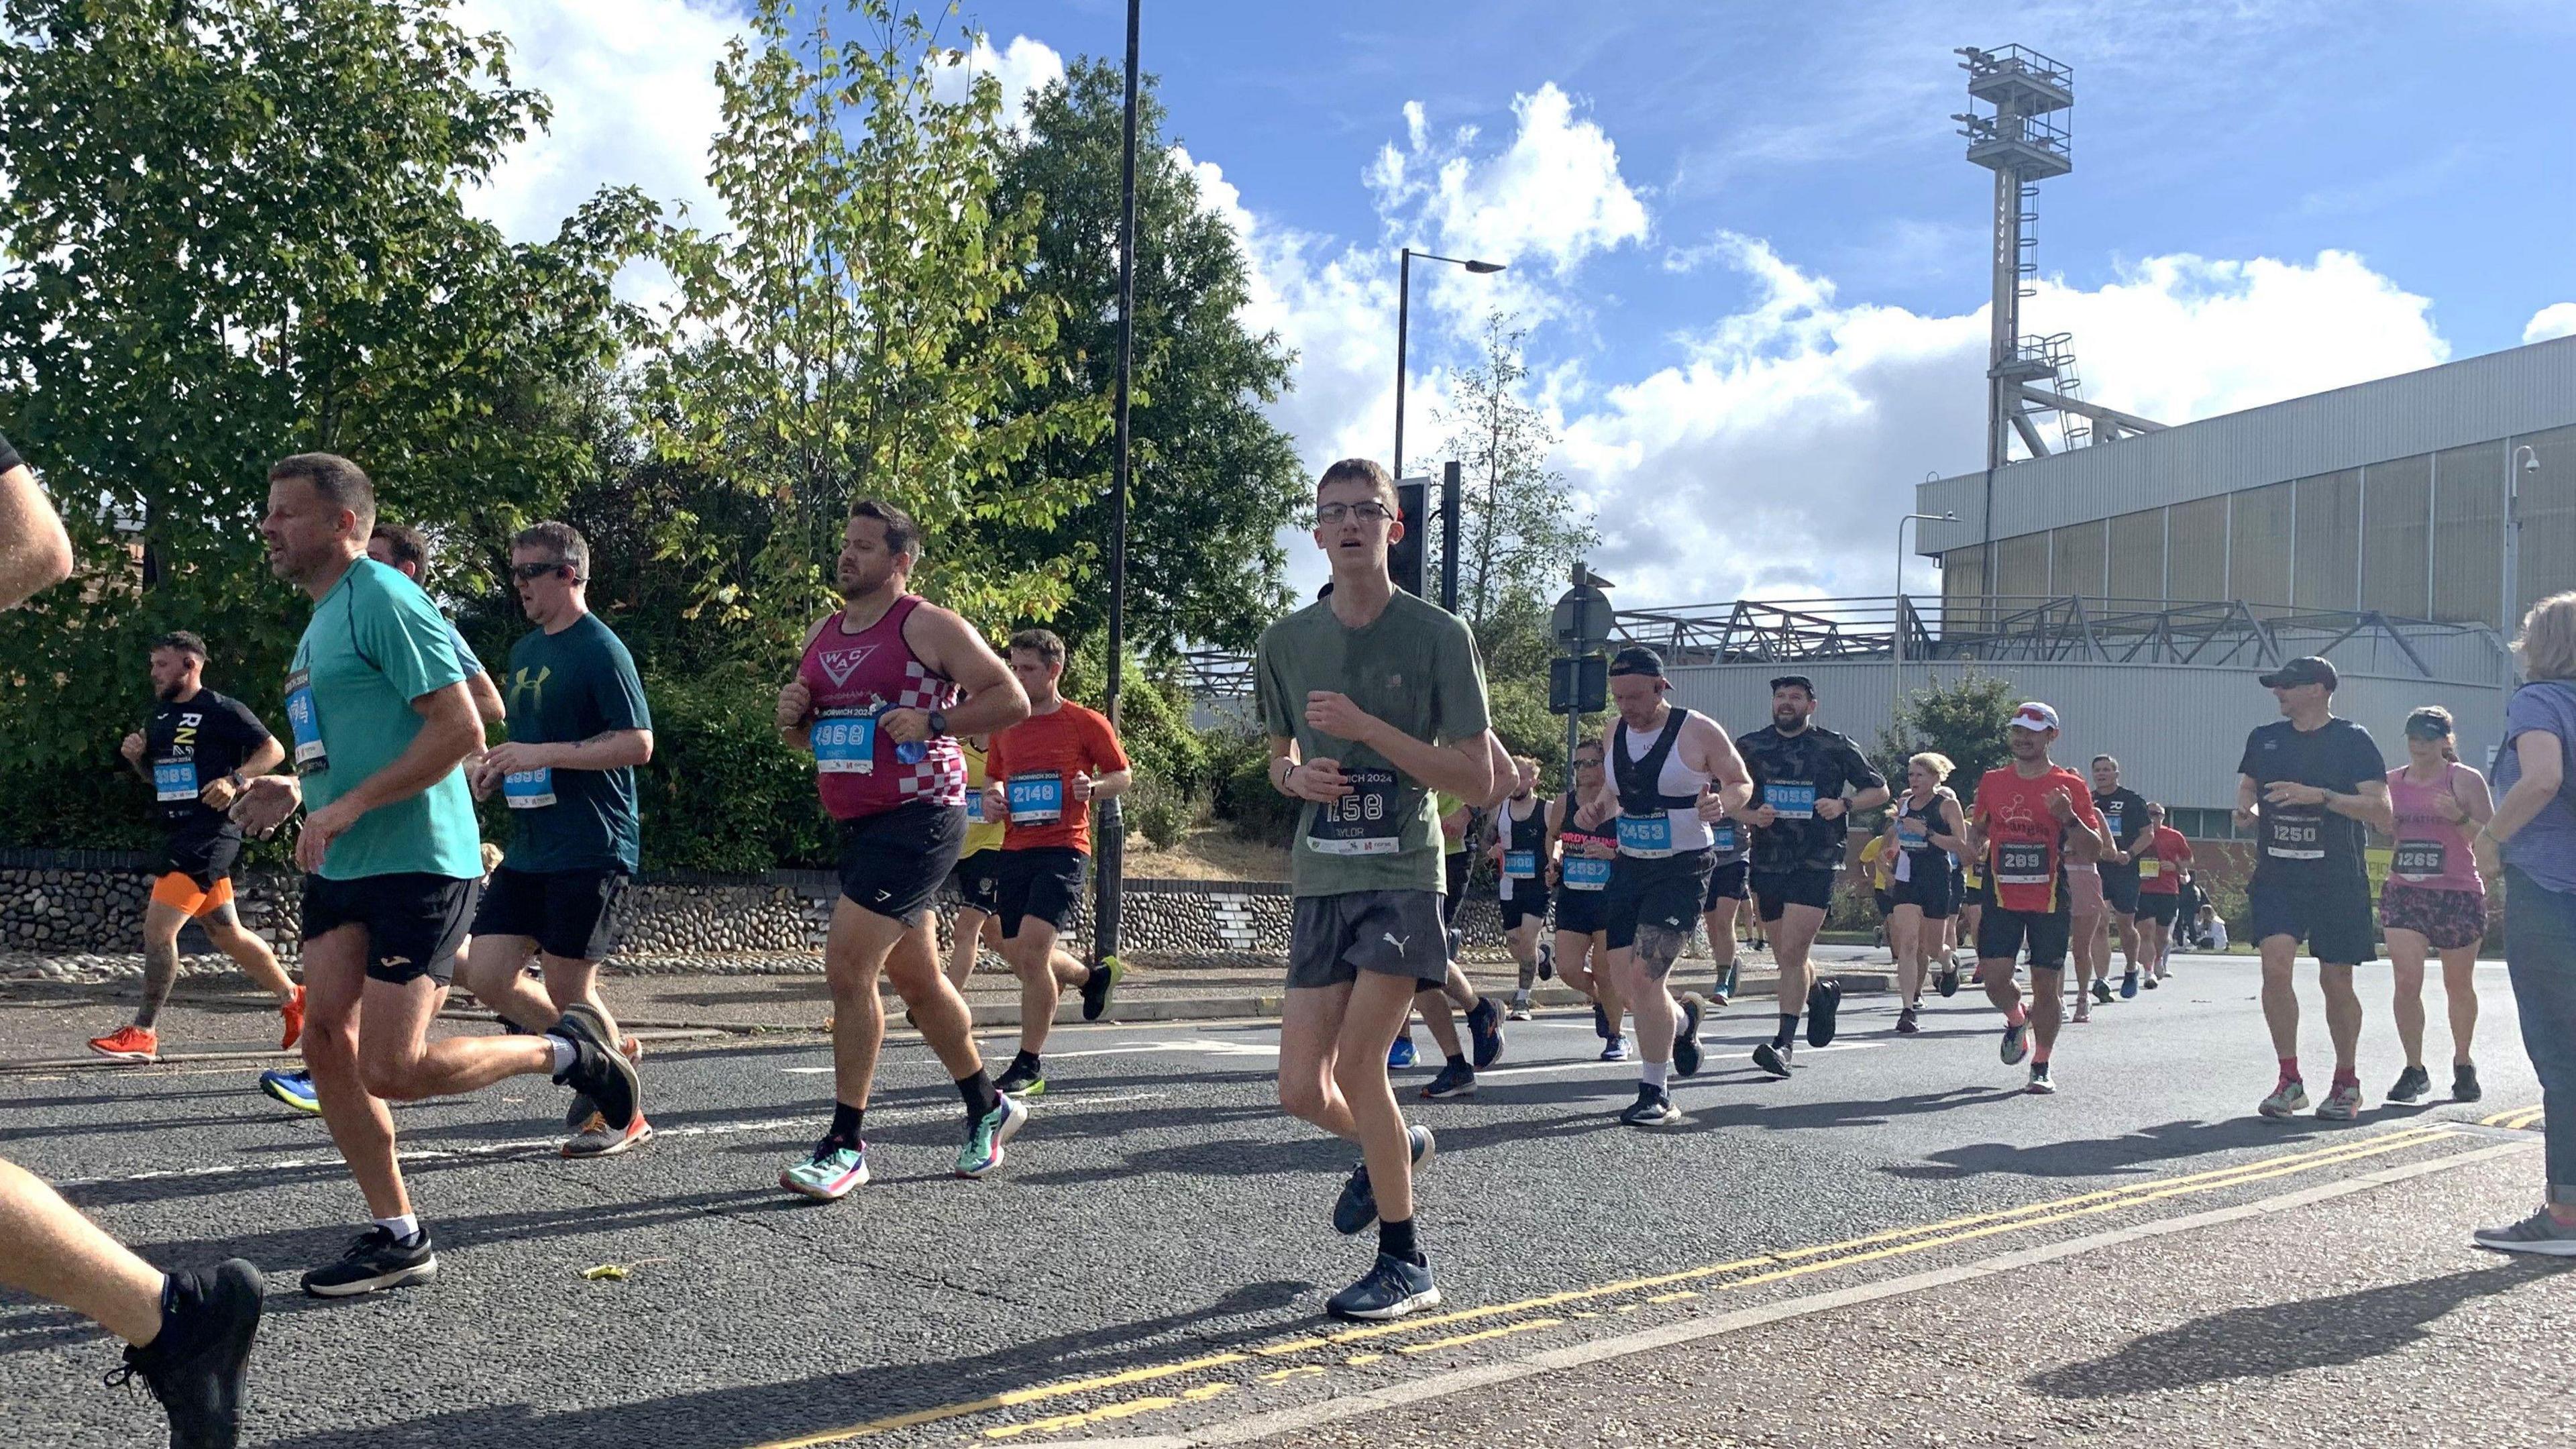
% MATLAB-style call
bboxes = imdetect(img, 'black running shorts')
[1978,905,2072,973]
[1553,885,1608,938]
[470,865,629,963]
[1289,890,1450,989]
[1702,859,1751,910]
[302,871,479,986]
[1888,868,1957,920]
[1752,866,1836,923]
[2247,877,2375,965]
[947,849,1005,915]
[2102,868,2143,916]
[1604,850,1714,952]
[835,800,965,928]
[998,845,1088,941]
[1499,886,1551,932]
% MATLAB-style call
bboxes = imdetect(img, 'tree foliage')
[1874,669,2018,807]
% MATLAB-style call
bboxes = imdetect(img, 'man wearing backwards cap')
[1964,702,2111,1094]
[2235,655,2392,1122]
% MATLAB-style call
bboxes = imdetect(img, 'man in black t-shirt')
[89,632,303,1064]
[2087,755,2153,1000]
[2234,656,2392,1124]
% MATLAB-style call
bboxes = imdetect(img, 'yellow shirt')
[1861,835,1894,890]
[961,739,1005,857]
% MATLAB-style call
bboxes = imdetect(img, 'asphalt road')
[0,955,2546,1448]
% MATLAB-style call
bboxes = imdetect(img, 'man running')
[91,632,303,1064]
[1260,458,1498,1320]
[2088,755,2153,1002]
[983,627,1131,1097]
[942,719,1008,989]
[2133,802,2192,987]
[2235,656,2391,1120]
[1583,645,1752,1126]
[1735,675,1888,1077]
[1964,702,2110,1094]
[1489,755,1552,1022]
[773,500,1032,1198]
[1549,740,1629,1060]
[227,453,638,1297]
[455,523,657,1158]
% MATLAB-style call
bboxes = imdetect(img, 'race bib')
[812,708,878,774]
[2102,804,2124,838]
[1503,849,1539,879]
[1616,813,1674,859]
[1562,857,1612,892]
[1307,768,1402,856]
[1711,821,1741,853]
[2265,807,2324,861]
[1996,840,2051,885]
[2392,839,2447,880]
[965,789,985,824]
[2139,857,2163,880]
[152,759,199,803]
[1008,772,1065,825]
[1896,817,1930,849]
[503,767,557,810]
[284,667,327,773]
[1764,781,1817,820]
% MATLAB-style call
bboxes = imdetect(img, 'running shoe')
[1753,1039,1792,1079]
[1591,1002,1610,1040]
[780,1140,869,1200]
[1506,991,1532,1023]
[1619,1085,1679,1126]
[548,1010,639,1130]
[1388,1032,1418,1070]
[2143,973,2160,990]
[956,1092,1028,1178]
[2000,1019,2029,1067]
[2386,1065,2431,1105]
[2090,979,2114,1006]
[1331,1124,1436,1234]
[88,1024,158,1064]
[1079,957,1125,1022]
[1805,979,1842,1048]
[1447,927,1464,961]
[1538,942,1556,981]
[1421,1060,1477,1099]
[563,1109,655,1159]
[1673,993,1705,1077]
[2453,1063,2482,1102]
[994,1059,1048,1098]
[1465,996,1506,1070]
[111,1256,262,1448]
[1325,1251,1442,1321]
[1599,1034,1629,1063]
[2072,1001,2092,1024]
[2120,968,2139,1000]
[1895,1006,1921,1035]
[2316,1079,2365,1121]
[2471,1209,2576,1258]
[301,1224,437,1298]
[1713,961,1739,1006]
[1936,961,1960,998]
[279,985,307,1051]
[2258,1079,2311,1118]
[258,1067,321,1116]
[2026,1062,2057,1095]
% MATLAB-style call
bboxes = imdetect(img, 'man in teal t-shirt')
[461,521,657,1159]
[230,454,640,1301]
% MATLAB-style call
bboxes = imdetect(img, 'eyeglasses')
[1316,502,1394,525]
[511,560,572,582]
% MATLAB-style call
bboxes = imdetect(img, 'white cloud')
[2525,302,2576,343]
[930,34,1066,136]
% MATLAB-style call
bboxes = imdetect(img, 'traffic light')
[1549,654,1607,715]
[1390,479,1428,597]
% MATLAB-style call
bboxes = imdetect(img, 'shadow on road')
[1882,1109,2443,1183]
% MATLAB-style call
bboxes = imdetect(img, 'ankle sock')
[1642,1061,1670,1089]
[373,1213,419,1244]
[2279,1055,2302,1084]
[547,1034,577,1074]
[828,1100,865,1146]
[1379,1216,1420,1264]
[1774,1013,1798,1049]
[958,1069,1000,1120]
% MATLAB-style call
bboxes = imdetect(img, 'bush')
[1126,770,1194,849]
[635,664,835,873]
[1211,728,1301,843]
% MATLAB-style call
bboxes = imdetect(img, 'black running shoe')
[1421,1060,1477,1099]
[1592,1002,1611,1040]
[1753,1039,1792,1079]
[1672,993,1705,1077]
[1331,1124,1436,1234]
[2453,1062,2482,1103]
[2386,1065,2430,1104]
[550,1010,638,1130]
[2091,978,2115,1006]
[1537,941,1555,981]
[994,1058,1046,1098]
[1465,996,1506,1070]
[301,1225,437,1298]
[1326,1251,1441,1320]
[1805,979,1841,1048]
[1937,961,1961,998]
[1619,1085,1678,1126]
[1896,1006,1921,1035]
[1079,958,1124,1022]
[114,1258,263,1449]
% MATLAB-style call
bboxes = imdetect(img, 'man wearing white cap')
[1964,702,2111,1093]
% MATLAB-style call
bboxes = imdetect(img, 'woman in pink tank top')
[2378,705,2495,1104]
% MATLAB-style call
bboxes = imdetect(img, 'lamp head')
[1464,259,1506,274]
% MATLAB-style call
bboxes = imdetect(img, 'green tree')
[1874,669,2017,808]
[0,0,651,845]
[1430,314,1597,643]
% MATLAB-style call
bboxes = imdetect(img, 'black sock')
[1083,965,1107,990]
[959,1069,999,1121]
[826,1101,865,1147]
[1446,1053,1468,1070]
[1379,1215,1421,1264]
[1010,1049,1040,1074]
[1775,1014,1799,1049]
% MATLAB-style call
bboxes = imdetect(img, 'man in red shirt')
[2133,801,2194,983]
[984,628,1134,1097]
[1966,702,2112,1095]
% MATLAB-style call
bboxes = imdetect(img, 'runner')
[2132,802,2193,994]
[1852,833,1894,961]
[1735,675,1889,1077]
[983,627,1132,1097]
[1582,645,1752,1126]
[1697,771,1752,1009]
[1964,702,2110,1093]
[771,499,1032,1197]
[225,453,638,1296]
[1882,753,1966,1035]
[90,632,303,1065]
[1409,734,1515,1096]
[2089,755,2153,1000]
[2065,841,2108,1020]
[2233,655,2392,1121]
[1549,739,1631,1061]
[455,523,658,1158]
[942,720,1008,989]
[1949,850,1986,997]
[1260,458,1498,1320]
[0,435,265,1446]
[1489,755,1553,1022]
[2380,706,2491,1104]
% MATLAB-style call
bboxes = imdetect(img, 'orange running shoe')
[280,986,307,1051]
[88,1024,159,1063]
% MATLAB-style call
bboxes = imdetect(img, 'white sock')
[1642,1061,1670,1089]
[547,1034,577,1074]
[373,1213,419,1243]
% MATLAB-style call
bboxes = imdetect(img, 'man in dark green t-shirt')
[462,521,656,1159]
[1256,458,1497,1323]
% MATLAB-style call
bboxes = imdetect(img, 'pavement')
[0,953,2561,1448]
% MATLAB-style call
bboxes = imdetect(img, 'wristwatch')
[226,771,247,791]
[926,708,950,738]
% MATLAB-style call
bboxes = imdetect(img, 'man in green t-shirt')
[460,521,657,1160]
[1256,457,1499,1322]
[230,454,638,1301]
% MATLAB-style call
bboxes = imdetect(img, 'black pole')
[1093,0,1140,973]
[1440,460,1461,614]
[1393,248,1411,477]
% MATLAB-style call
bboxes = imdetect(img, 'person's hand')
[2233,803,2259,831]
[775,680,812,732]
[1814,796,1845,821]
[1696,784,1729,823]
[1575,798,1615,832]
[119,731,146,764]
[1303,692,1381,747]
[1546,859,1561,887]
[1746,803,1780,828]
[2263,780,2326,808]
[881,707,931,744]
[480,741,553,779]
[983,783,1009,820]
[1284,757,1352,803]
[470,759,500,802]
[2432,790,2471,824]
[1584,838,1617,861]
[1069,772,1095,803]
[294,797,360,871]
[198,775,240,812]
[2473,829,2504,881]
[228,775,301,837]
[2045,787,2077,822]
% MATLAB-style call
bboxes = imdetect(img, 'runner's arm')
[317,684,482,821]
[2454,765,2495,828]
[0,460,72,610]
[2321,779,2393,835]
[2233,772,2261,829]
[1931,796,1968,853]
[465,669,506,726]
[1679,714,1756,818]
[898,605,1028,741]
[775,614,833,751]
[1302,688,1496,804]
[2484,731,2563,844]
[505,727,654,773]
[239,735,287,779]
[1838,737,1890,814]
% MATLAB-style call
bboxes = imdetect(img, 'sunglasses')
[511,560,572,582]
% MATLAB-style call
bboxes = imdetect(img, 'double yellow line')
[2482,1103,2547,1132]
[752,1122,2474,1448]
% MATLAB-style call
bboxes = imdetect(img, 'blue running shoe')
[1388,1032,1418,1070]
[259,1068,321,1116]
[2120,968,2139,1000]
[1326,1251,1441,1321]
[1599,1033,1629,1063]
[1465,996,1506,1070]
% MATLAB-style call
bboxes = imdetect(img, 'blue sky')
[460,0,2575,608]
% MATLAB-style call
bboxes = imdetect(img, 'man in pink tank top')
[771,500,1031,1201]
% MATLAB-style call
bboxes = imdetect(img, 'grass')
[1122,821,1289,882]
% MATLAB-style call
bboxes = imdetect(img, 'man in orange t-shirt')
[1966,702,2111,1096]
[983,628,1134,1096]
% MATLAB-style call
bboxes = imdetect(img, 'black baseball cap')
[1770,674,1815,694]
[2257,655,2338,692]
[1609,645,1666,679]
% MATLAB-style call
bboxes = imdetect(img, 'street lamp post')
[1391,248,1505,479]
[2507,445,2539,662]
[1093,0,1142,975]
[1893,511,1955,735]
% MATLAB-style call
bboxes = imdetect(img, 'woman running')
[1882,753,1967,1034]
[1547,741,1630,1061]
[2381,705,2493,1104]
